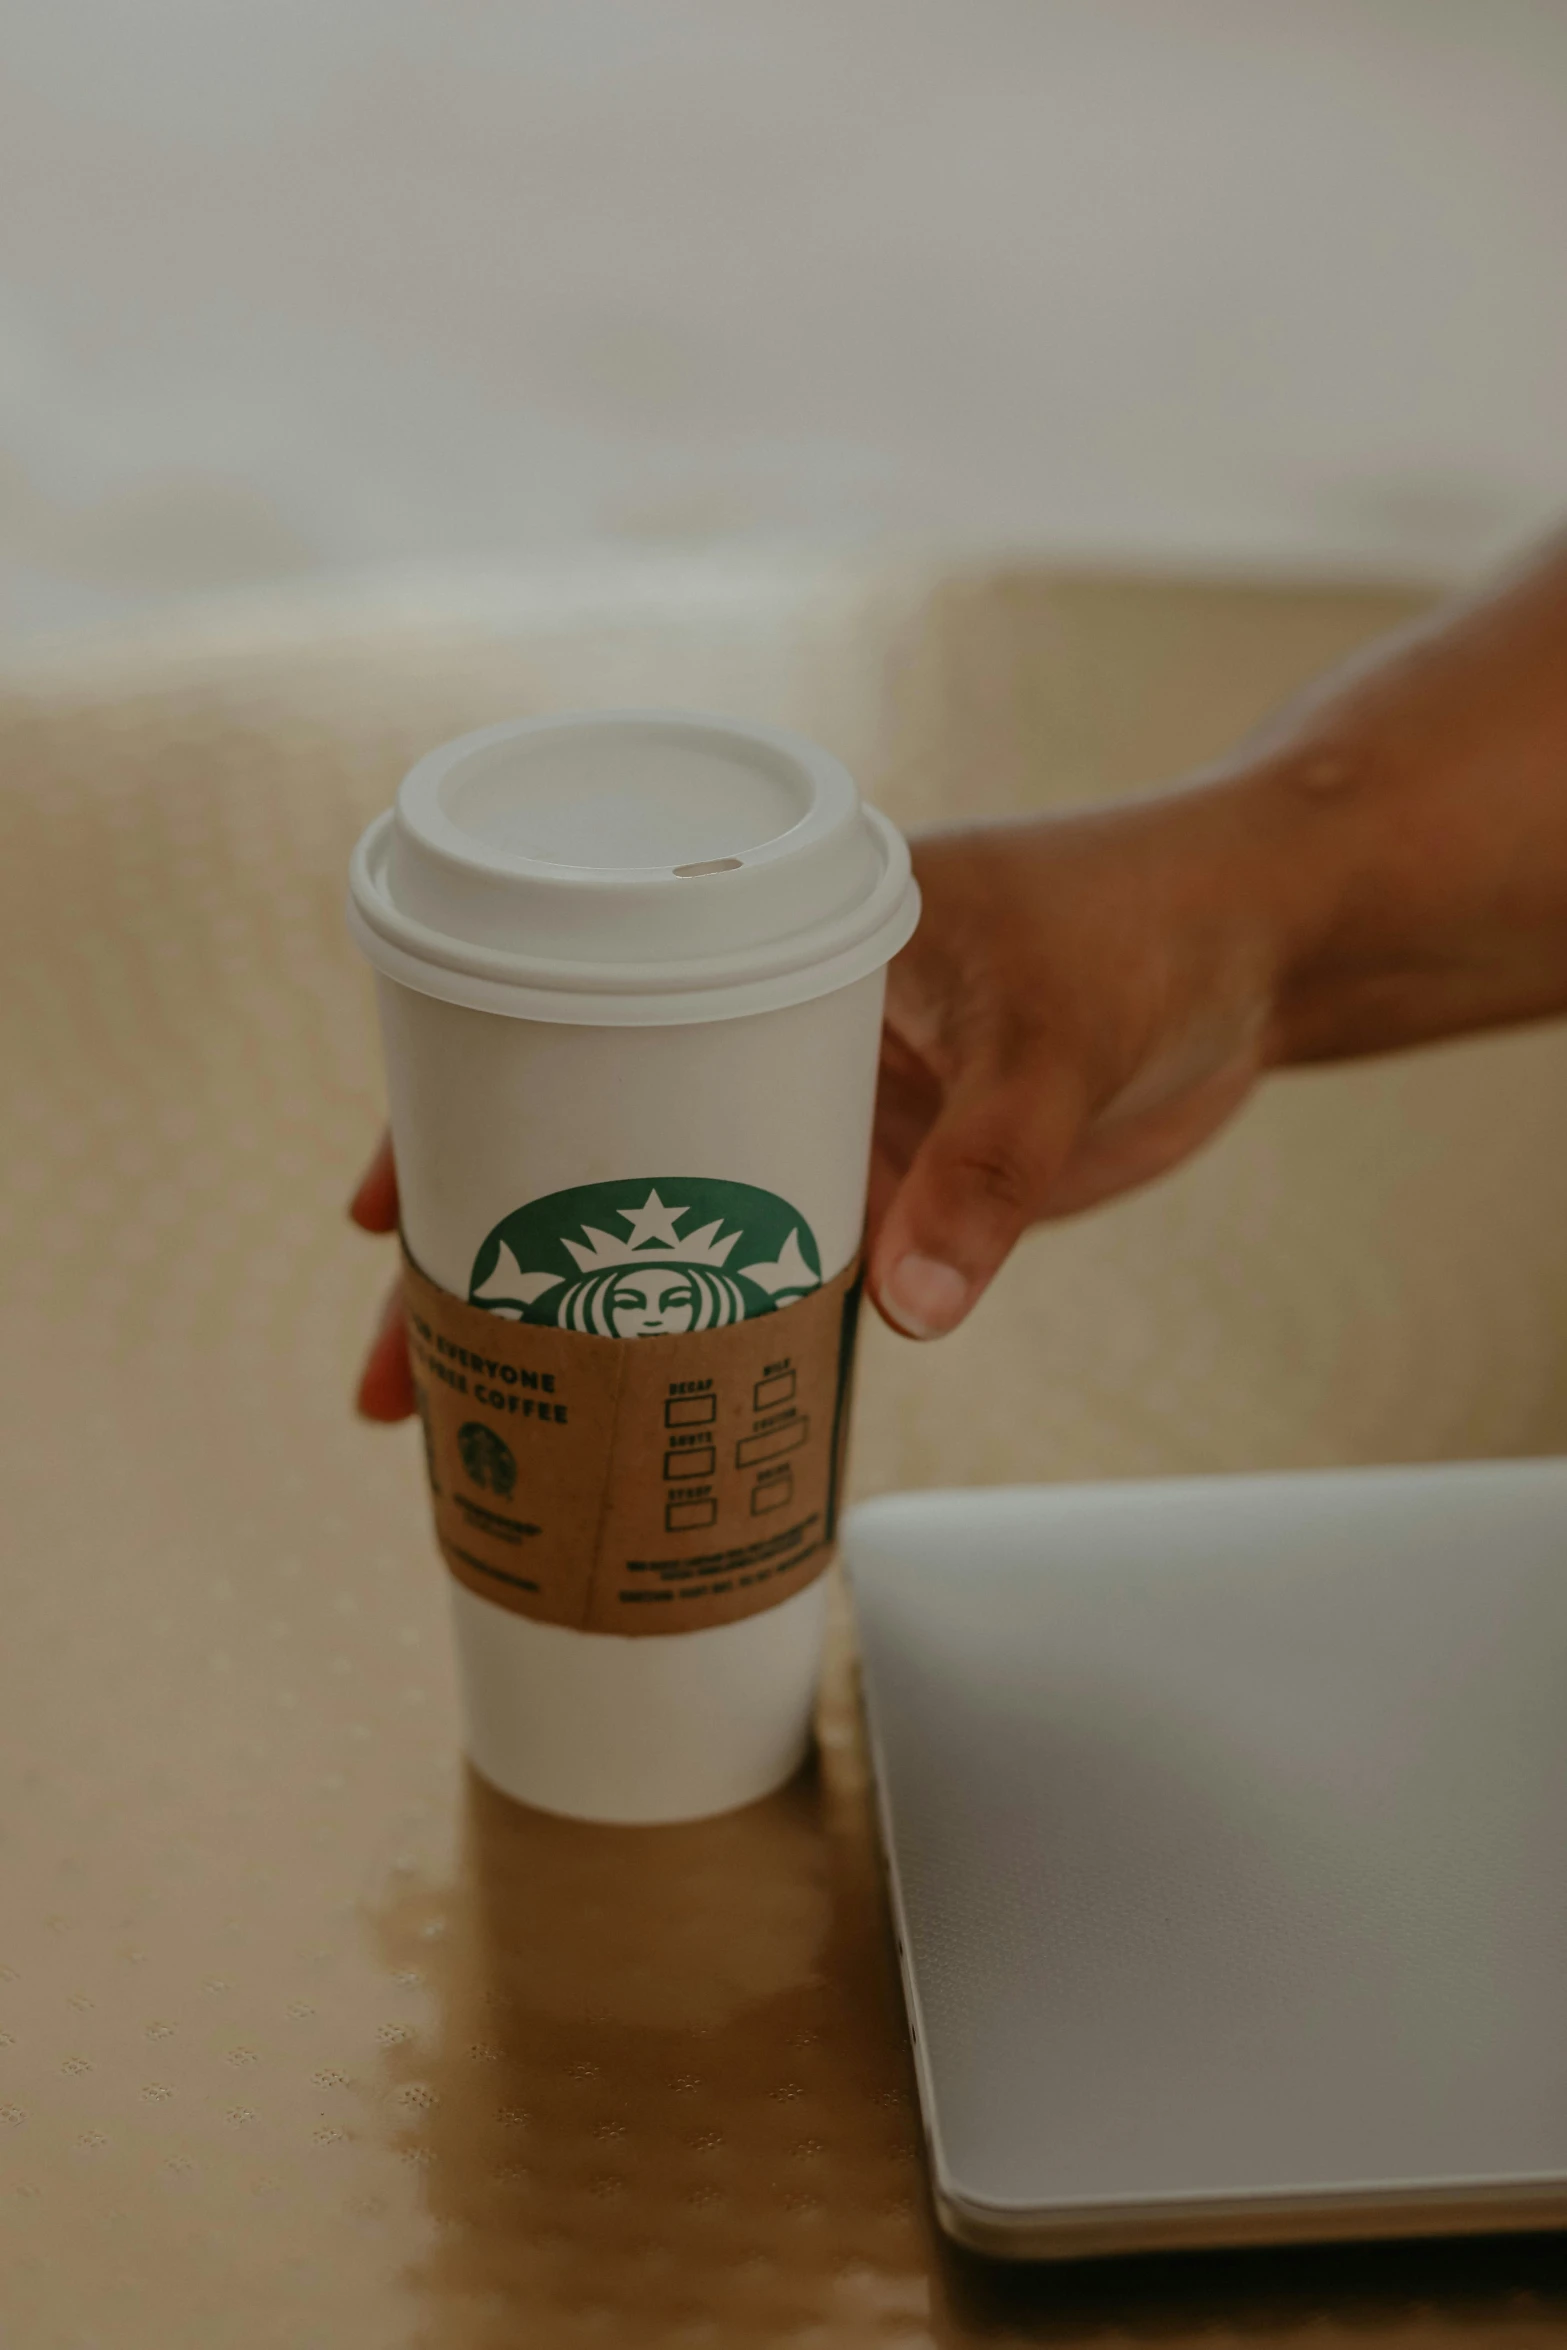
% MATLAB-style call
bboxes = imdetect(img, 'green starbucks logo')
[468,1178,822,1337]
[458,1421,517,1496]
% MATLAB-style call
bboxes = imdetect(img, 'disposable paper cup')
[350,710,918,1824]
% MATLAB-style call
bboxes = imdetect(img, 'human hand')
[865,792,1285,1337]
[348,1139,415,1422]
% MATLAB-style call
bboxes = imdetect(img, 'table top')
[5,555,1567,2346]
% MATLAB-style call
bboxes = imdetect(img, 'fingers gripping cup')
[349,712,918,1823]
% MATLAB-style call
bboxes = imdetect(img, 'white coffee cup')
[349,709,918,1823]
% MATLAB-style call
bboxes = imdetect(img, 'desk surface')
[5,557,1567,2346]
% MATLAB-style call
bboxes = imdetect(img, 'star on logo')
[615,1188,689,1251]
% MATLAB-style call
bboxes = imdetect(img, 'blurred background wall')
[3,0,1566,636]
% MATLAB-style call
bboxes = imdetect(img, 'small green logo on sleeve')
[468,1178,822,1336]
[457,1421,518,1496]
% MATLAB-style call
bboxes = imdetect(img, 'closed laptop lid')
[845,1462,1567,2258]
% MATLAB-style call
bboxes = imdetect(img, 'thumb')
[868,1054,1084,1340]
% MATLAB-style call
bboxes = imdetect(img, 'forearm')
[1215,533,1567,1067]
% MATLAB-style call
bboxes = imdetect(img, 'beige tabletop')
[5,552,1567,2347]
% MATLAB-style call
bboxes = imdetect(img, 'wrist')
[1214,729,1400,1066]
[1139,535,1567,1074]
[1212,709,1567,1067]
[1130,756,1362,1076]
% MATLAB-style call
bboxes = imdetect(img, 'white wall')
[3,0,1566,631]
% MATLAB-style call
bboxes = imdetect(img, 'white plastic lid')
[348,709,919,1025]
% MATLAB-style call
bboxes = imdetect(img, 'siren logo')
[468,1178,822,1337]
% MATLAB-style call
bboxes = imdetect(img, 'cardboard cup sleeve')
[401,1251,863,1637]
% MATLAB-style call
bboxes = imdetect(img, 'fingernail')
[881,1253,970,1340]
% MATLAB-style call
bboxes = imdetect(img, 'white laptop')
[843,1461,1567,2260]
